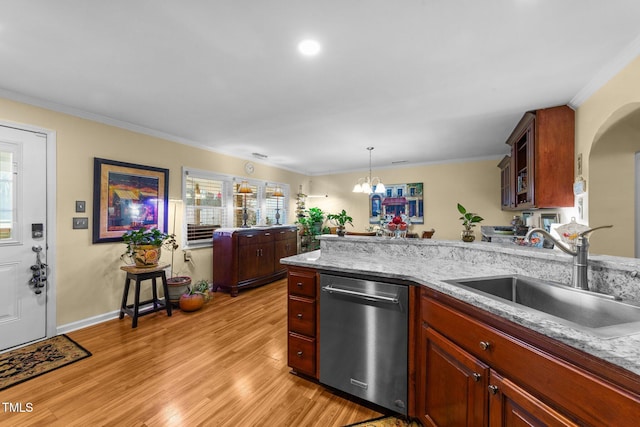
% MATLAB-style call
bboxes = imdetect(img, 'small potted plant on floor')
[179,281,210,312]
[457,203,483,242]
[120,227,176,268]
[327,209,353,236]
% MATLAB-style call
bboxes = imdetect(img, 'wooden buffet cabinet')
[498,105,575,210]
[286,266,640,426]
[213,226,297,296]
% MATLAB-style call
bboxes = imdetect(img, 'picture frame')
[369,182,424,224]
[540,213,560,232]
[92,158,169,243]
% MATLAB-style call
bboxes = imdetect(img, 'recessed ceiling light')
[298,39,321,56]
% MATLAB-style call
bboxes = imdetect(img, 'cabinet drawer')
[288,332,316,377]
[288,271,316,298]
[275,228,298,241]
[422,294,640,425]
[238,231,273,244]
[288,296,316,337]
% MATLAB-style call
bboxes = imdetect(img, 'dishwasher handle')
[321,284,399,304]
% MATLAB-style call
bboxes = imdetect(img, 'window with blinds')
[184,172,225,245]
[182,167,289,247]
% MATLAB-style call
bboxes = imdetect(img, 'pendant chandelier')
[353,147,386,194]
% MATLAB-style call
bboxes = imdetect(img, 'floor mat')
[345,415,422,427]
[0,334,91,391]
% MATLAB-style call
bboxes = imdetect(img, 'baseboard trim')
[57,310,120,335]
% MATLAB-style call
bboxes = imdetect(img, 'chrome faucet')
[525,225,613,290]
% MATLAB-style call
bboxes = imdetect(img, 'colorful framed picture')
[369,182,424,224]
[92,158,169,243]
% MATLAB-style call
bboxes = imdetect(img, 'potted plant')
[307,207,325,234]
[327,209,353,236]
[457,203,483,242]
[179,281,209,312]
[120,227,177,267]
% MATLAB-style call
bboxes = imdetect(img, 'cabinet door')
[275,236,297,271]
[418,326,489,427]
[498,155,514,210]
[488,371,578,427]
[257,242,275,277]
[238,242,262,282]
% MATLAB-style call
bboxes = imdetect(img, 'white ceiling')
[2,1,640,175]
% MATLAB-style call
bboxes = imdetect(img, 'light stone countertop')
[281,236,640,377]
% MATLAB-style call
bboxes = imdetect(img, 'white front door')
[0,125,48,351]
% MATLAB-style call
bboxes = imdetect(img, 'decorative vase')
[179,293,205,312]
[131,245,161,267]
[167,276,191,304]
[461,229,475,242]
[337,226,346,236]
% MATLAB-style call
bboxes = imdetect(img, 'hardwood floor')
[0,279,383,426]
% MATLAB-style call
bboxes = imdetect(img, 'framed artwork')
[369,182,424,224]
[540,213,560,232]
[92,158,169,243]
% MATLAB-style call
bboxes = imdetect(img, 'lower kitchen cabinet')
[286,266,319,378]
[418,288,640,426]
[418,326,488,426]
[488,371,577,426]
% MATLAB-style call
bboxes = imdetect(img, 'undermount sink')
[445,275,640,338]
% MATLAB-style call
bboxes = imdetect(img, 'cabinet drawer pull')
[297,313,303,319]
[479,341,491,351]
[472,373,482,382]
[297,282,303,287]
[488,385,499,395]
[297,351,303,357]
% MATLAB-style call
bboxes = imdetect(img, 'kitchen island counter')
[281,235,640,377]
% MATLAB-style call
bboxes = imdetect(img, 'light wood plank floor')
[0,278,383,426]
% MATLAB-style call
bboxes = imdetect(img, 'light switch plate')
[73,217,89,229]
[75,200,86,212]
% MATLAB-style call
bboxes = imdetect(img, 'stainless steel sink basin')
[445,275,640,338]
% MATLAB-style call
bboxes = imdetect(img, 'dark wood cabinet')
[418,326,488,426]
[287,266,319,378]
[500,105,574,210]
[212,226,297,296]
[418,288,640,426]
[488,371,577,426]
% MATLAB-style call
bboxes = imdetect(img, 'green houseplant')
[457,203,483,242]
[121,227,177,268]
[327,209,353,236]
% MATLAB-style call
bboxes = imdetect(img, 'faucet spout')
[524,225,613,290]
[525,228,576,256]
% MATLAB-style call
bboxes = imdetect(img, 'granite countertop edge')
[281,249,640,377]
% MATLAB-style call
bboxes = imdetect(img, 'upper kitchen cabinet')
[499,105,575,210]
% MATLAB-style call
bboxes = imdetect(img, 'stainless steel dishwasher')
[319,273,408,415]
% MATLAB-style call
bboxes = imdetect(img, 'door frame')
[1,120,57,339]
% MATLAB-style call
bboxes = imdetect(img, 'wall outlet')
[184,250,192,262]
[73,217,89,229]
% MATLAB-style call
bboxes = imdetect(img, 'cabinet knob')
[472,373,482,382]
[297,313,303,319]
[479,341,491,351]
[488,385,499,395]
[297,282,303,287]
[297,351,303,357]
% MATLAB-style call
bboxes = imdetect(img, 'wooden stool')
[119,263,172,328]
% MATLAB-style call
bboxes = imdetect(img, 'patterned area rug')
[345,416,422,427]
[0,334,91,391]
